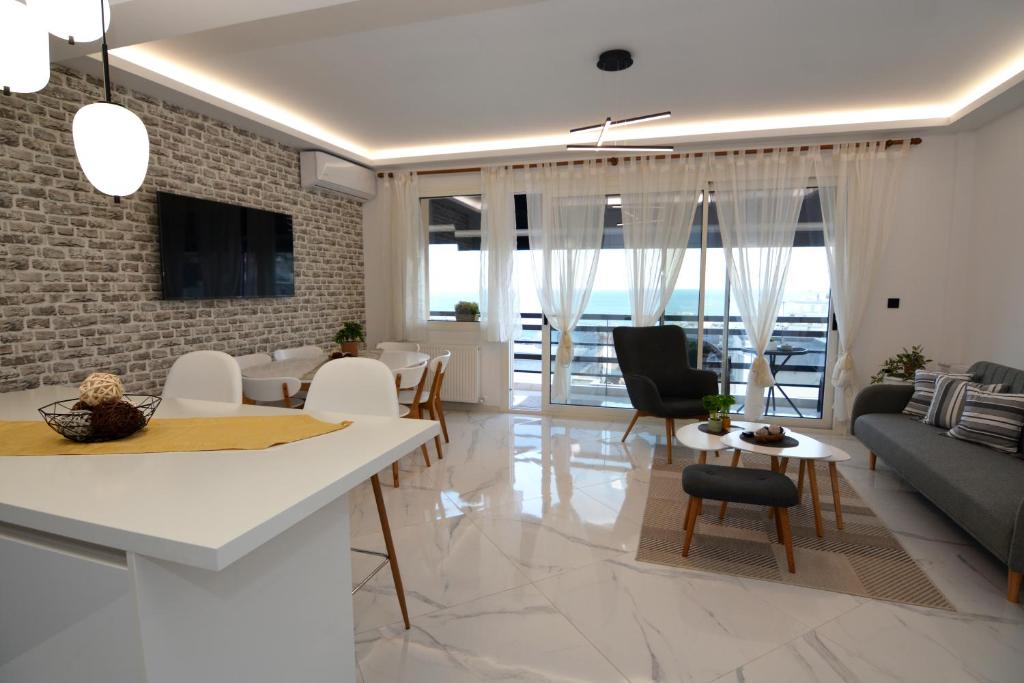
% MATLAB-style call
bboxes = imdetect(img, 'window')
[424,195,482,321]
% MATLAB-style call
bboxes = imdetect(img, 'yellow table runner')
[0,415,352,457]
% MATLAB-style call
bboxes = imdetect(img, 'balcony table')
[0,386,438,683]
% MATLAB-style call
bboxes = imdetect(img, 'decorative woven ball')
[79,373,124,407]
[89,401,147,440]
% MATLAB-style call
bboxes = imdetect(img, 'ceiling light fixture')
[28,0,110,45]
[568,49,674,153]
[72,0,149,201]
[1,0,50,95]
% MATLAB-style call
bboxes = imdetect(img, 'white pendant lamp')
[27,0,110,44]
[72,0,149,200]
[1,0,51,94]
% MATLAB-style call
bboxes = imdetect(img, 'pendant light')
[27,0,110,45]
[1,0,51,95]
[72,0,149,201]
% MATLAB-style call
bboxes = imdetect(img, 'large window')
[424,195,482,321]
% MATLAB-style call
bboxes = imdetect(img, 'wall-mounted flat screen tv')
[158,192,294,299]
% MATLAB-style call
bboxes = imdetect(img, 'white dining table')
[242,351,431,385]
[0,385,438,683]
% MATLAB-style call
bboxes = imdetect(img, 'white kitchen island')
[0,387,439,683]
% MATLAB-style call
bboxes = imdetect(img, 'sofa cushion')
[904,371,972,418]
[922,376,1003,429]
[948,388,1024,455]
[855,412,1024,562]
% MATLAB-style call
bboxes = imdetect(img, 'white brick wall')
[0,66,365,394]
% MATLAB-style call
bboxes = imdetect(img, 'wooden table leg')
[698,450,707,464]
[829,462,844,530]
[796,460,806,503]
[718,449,742,520]
[806,460,824,537]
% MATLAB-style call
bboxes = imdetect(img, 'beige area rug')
[636,446,954,611]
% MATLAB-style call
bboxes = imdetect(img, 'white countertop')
[0,386,439,571]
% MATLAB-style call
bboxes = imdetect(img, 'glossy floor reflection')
[349,410,1024,683]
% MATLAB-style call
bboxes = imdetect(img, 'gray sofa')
[852,361,1024,603]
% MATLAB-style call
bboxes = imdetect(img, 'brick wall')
[0,66,364,394]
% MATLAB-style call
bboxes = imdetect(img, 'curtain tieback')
[556,333,574,368]
[750,354,775,387]
[832,351,854,388]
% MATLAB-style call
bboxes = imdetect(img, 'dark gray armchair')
[613,326,719,463]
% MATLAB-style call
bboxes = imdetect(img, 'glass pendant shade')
[1,0,51,93]
[73,103,150,197]
[27,0,110,43]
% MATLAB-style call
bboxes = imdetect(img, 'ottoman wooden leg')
[1010,570,1022,604]
[682,496,700,556]
[777,507,796,573]
[869,452,877,470]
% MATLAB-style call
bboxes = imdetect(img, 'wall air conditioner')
[300,151,377,201]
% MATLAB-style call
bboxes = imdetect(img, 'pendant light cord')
[100,0,111,104]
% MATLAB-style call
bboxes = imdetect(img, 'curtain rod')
[376,138,921,178]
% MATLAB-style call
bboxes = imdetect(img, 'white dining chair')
[234,352,272,370]
[163,350,243,404]
[272,345,323,362]
[303,357,411,630]
[242,376,303,408]
[400,351,451,459]
[376,341,420,352]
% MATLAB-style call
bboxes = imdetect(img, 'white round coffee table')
[674,421,759,464]
[719,428,848,536]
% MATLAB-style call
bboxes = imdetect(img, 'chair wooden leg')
[718,449,743,520]
[392,461,400,488]
[426,403,444,460]
[869,452,877,471]
[435,399,450,444]
[777,507,796,573]
[682,496,700,556]
[370,474,410,630]
[420,444,431,467]
[1009,570,1022,604]
[665,418,675,465]
[806,461,824,538]
[829,462,844,530]
[622,410,643,442]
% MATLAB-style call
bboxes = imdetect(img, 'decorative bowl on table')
[38,394,161,443]
[743,424,787,444]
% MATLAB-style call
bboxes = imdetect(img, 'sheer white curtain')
[815,141,908,429]
[390,172,428,341]
[620,156,706,326]
[525,160,606,403]
[712,149,811,419]
[479,166,521,343]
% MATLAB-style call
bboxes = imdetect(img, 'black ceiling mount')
[597,49,633,72]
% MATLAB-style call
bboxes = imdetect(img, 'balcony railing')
[512,311,830,417]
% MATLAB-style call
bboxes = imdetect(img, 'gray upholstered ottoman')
[682,464,799,572]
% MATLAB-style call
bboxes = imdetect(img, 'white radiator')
[419,344,481,403]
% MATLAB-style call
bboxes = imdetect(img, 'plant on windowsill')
[334,321,365,356]
[870,345,931,384]
[702,394,736,434]
[454,301,480,323]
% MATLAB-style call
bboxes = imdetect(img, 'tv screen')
[157,192,294,299]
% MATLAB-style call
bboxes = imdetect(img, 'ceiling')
[64,0,1024,166]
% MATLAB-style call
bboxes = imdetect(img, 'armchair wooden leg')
[1009,570,1022,604]
[777,507,796,573]
[622,410,643,442]
[665,418,675,465]
[370,474,410,630]
[869,452,877,470]
[682,496,700,556]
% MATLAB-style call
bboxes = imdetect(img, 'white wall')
[363,132,992,413]
[964,104,1024,368]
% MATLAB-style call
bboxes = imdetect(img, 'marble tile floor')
[348,410,1024,682]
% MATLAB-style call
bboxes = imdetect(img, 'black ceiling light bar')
[568,50,674,152]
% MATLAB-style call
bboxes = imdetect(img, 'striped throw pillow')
[903,371,972,418]
[923,376,1003,429]
[948,388,1024,454]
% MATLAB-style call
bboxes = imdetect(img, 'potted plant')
[334,321,365,356]
[870,345,931,384]
[702,394,736,433]
[454,301,480,323]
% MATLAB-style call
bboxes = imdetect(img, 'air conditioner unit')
[300,151,377,201]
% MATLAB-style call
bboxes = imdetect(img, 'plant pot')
[706,417,723,434]
[455,313,479,323]
[340,342,359,356]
